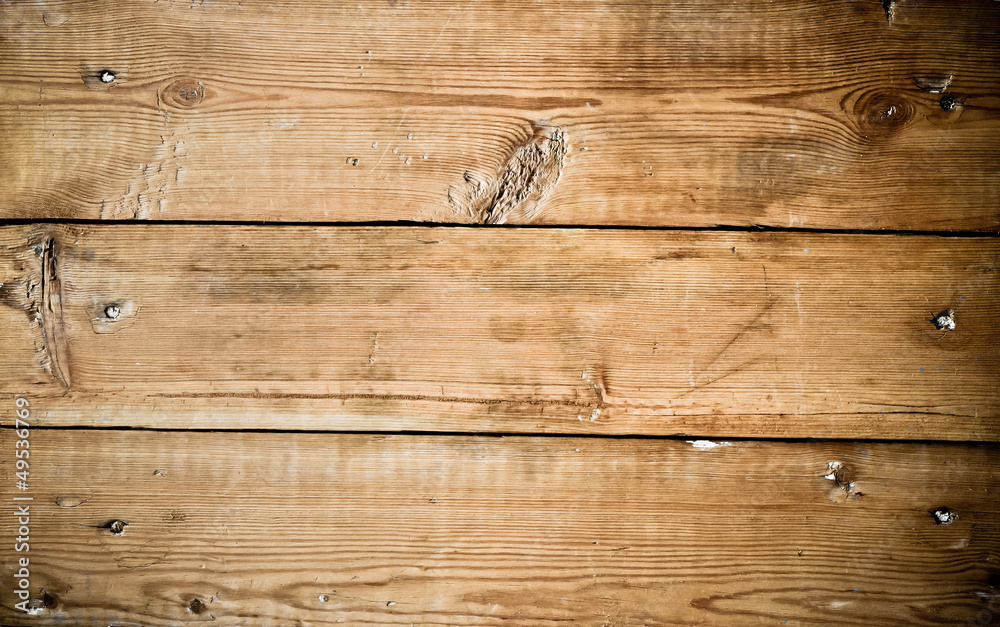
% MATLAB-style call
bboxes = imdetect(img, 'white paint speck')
[687,440,731,450]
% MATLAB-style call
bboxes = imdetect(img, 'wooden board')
[2,0,999,229]
[1,430,997,626]
[2,224,997,440]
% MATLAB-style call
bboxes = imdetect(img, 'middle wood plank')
[0,225,996,439]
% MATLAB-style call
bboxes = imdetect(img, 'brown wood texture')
[1,430,997,626]
[1,224,997,440]
[1,0,999,229]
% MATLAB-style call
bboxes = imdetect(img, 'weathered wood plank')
[1,225,997,439]
[0,430,996,625]
[1,0,998,228]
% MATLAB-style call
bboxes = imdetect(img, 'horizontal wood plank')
[0,430,997,625]
[1,225,997,439]
[1,0,999,228]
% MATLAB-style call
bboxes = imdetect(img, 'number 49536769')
[14,398,30,485]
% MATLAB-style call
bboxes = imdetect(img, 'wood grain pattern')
[1,430,997,626]
[2,0,999,228]
[1,225,997,439]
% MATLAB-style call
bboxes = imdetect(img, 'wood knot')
[824,461,862,501]
[448,123,567,224]
[162,78,205,108]
[188,597,207,614]
[854,90,914,137]
[41,589,59,609]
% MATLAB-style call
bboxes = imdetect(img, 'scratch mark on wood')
[674,359,758,399]
[699,297,781,375]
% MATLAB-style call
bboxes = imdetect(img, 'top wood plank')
[2,0,998,228]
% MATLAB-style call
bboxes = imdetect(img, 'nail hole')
[102,520,129,535]
[933,508,957,525]
[931,309,955,331]
[23,599,45,615]
[99,70,116,84]
[939,95,961,111]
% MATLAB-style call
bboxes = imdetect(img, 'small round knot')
[104,304,122,320]
[161,78,205,108]
[853,90,914,137]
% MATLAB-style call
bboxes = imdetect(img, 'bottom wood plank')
[1,430,998,626]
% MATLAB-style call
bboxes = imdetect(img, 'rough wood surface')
[1,430,997,626]
[1,225,997,440]
[2,0,998,229]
